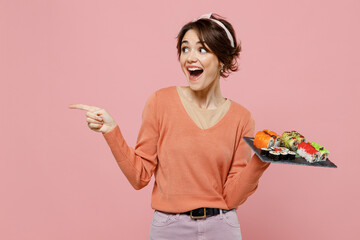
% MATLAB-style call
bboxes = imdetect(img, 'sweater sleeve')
[223,115,270,209]
[102,92,159,190]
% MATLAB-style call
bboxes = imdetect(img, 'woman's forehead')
[181,30,203,45]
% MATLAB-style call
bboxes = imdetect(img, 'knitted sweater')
[102,86,270,213]
[175,86,232,129]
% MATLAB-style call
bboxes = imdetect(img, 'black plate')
[243,137,337,168]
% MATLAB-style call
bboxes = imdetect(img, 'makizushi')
[269,151,280,160]
[260,148,271,157]
[280,152,288,160]
[288,151,296,160]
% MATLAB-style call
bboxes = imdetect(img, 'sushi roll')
[280,131,290,147]
[254,130,280,149]
[289,138,300,151]
[260,148,271,157]
[281,131,306,151]
[297,142,319,163]
[291,131,306,143]
[273,147,289,152]
[310,142,330,161]
[286,137,299,151]
[264,130,281,147]
[254,131,274,149]
[288,151,296,160]
[269,151,280,160]
[280,152,288,160]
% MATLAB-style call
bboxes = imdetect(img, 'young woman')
[69,13,270,240]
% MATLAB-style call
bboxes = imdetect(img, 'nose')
[186,49,198,63]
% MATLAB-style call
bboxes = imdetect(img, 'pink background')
[1,0,359,239]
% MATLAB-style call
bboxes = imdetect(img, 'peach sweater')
[176,86,231,130]
[102,86,270,213]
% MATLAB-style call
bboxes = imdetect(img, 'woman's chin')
[189,85,208,93]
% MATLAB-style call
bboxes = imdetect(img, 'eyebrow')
[181,40,203,45]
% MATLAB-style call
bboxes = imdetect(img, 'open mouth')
[187,67,204,81]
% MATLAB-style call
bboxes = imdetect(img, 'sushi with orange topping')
[254,130,281,149]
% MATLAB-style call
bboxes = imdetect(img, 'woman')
[69,13,270,240]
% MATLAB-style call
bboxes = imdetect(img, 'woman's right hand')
[68,104,118,134]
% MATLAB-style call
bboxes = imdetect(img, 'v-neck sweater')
[176,86,231,130]
[102,86,270,213]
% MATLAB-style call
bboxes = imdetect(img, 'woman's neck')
[181,80,226,110]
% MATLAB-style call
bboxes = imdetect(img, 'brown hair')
[176,14,241,78]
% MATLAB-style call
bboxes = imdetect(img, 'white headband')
[193,13,235,48]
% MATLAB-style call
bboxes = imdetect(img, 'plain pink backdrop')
[1,0,359,239]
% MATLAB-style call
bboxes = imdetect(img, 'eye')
[199,47,207,53]
[181,47,189,53]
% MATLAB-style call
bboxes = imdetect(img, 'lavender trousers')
[149,209,242,240]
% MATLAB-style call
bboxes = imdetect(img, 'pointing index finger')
[68,104,101,111]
